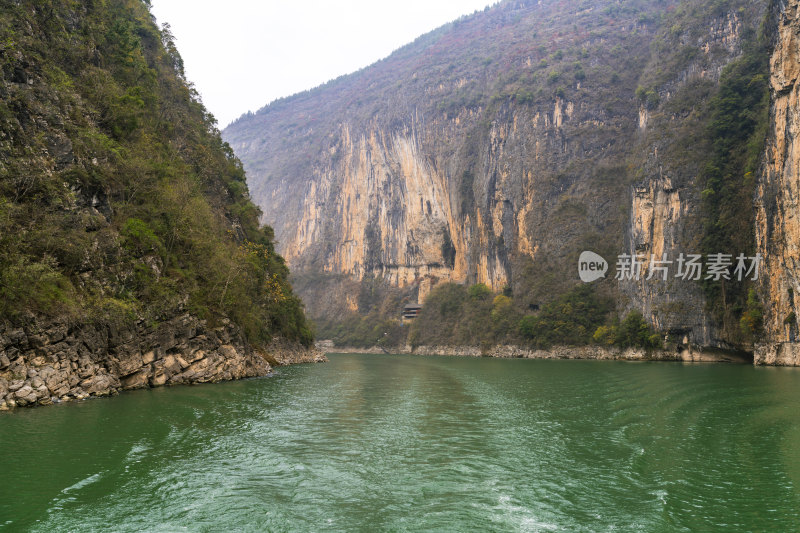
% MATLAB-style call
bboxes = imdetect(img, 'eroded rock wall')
[0,315,323,410]
[755,0,800,364]
[285,123,466,294]
[620,177,716,345]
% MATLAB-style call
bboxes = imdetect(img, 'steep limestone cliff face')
[756,0,800,364]
[619,6,762,348]
[228,1,651,309]
[284,123,466,295]
[620,177,717,345]
[225,0,772,350]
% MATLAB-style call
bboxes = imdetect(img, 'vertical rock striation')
[756,0,800,364]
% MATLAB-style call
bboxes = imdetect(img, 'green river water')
[1,354,800,532]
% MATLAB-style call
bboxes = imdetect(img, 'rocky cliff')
[225,0,663,314]
[755,0,800,364]
[0,316,326,410]
[225,0,800,361]
[1,316,260,410]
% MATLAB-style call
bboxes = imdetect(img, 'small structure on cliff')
[402,304,422,319]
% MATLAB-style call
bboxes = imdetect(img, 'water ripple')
[2,356,800,531]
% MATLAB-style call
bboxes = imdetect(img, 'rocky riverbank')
[0,315,325,411]
[261,336,329,366]
[318,341,752,364]
[753,343,800,366]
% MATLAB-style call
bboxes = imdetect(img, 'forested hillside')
[0,0,310,344]
[0,0,313,408]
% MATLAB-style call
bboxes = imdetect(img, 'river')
[1,354,799,531]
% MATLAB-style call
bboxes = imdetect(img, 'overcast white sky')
[149,0,493,128]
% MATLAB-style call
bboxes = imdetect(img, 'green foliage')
[592,325,615,346]
[739,289,763,342]
[320,278,660,352]
[407,282,519,348]
[122,218,165,256]
[635,85,660,109]
[697,26,770,339]
[318,313,406,349]
[468,283,492,300]
[518,285,611,348]
[0,0,311,346]
[0,256,74,318]
[593,311,660,349]
[490,294,520,339]
[514,89,535,105]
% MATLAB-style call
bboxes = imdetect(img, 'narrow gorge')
[225,0,800,360]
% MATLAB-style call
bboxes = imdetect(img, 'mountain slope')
[0,0,314,408]
[225,0,781,355]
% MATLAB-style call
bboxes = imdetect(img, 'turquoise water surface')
[1,354,800,531]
